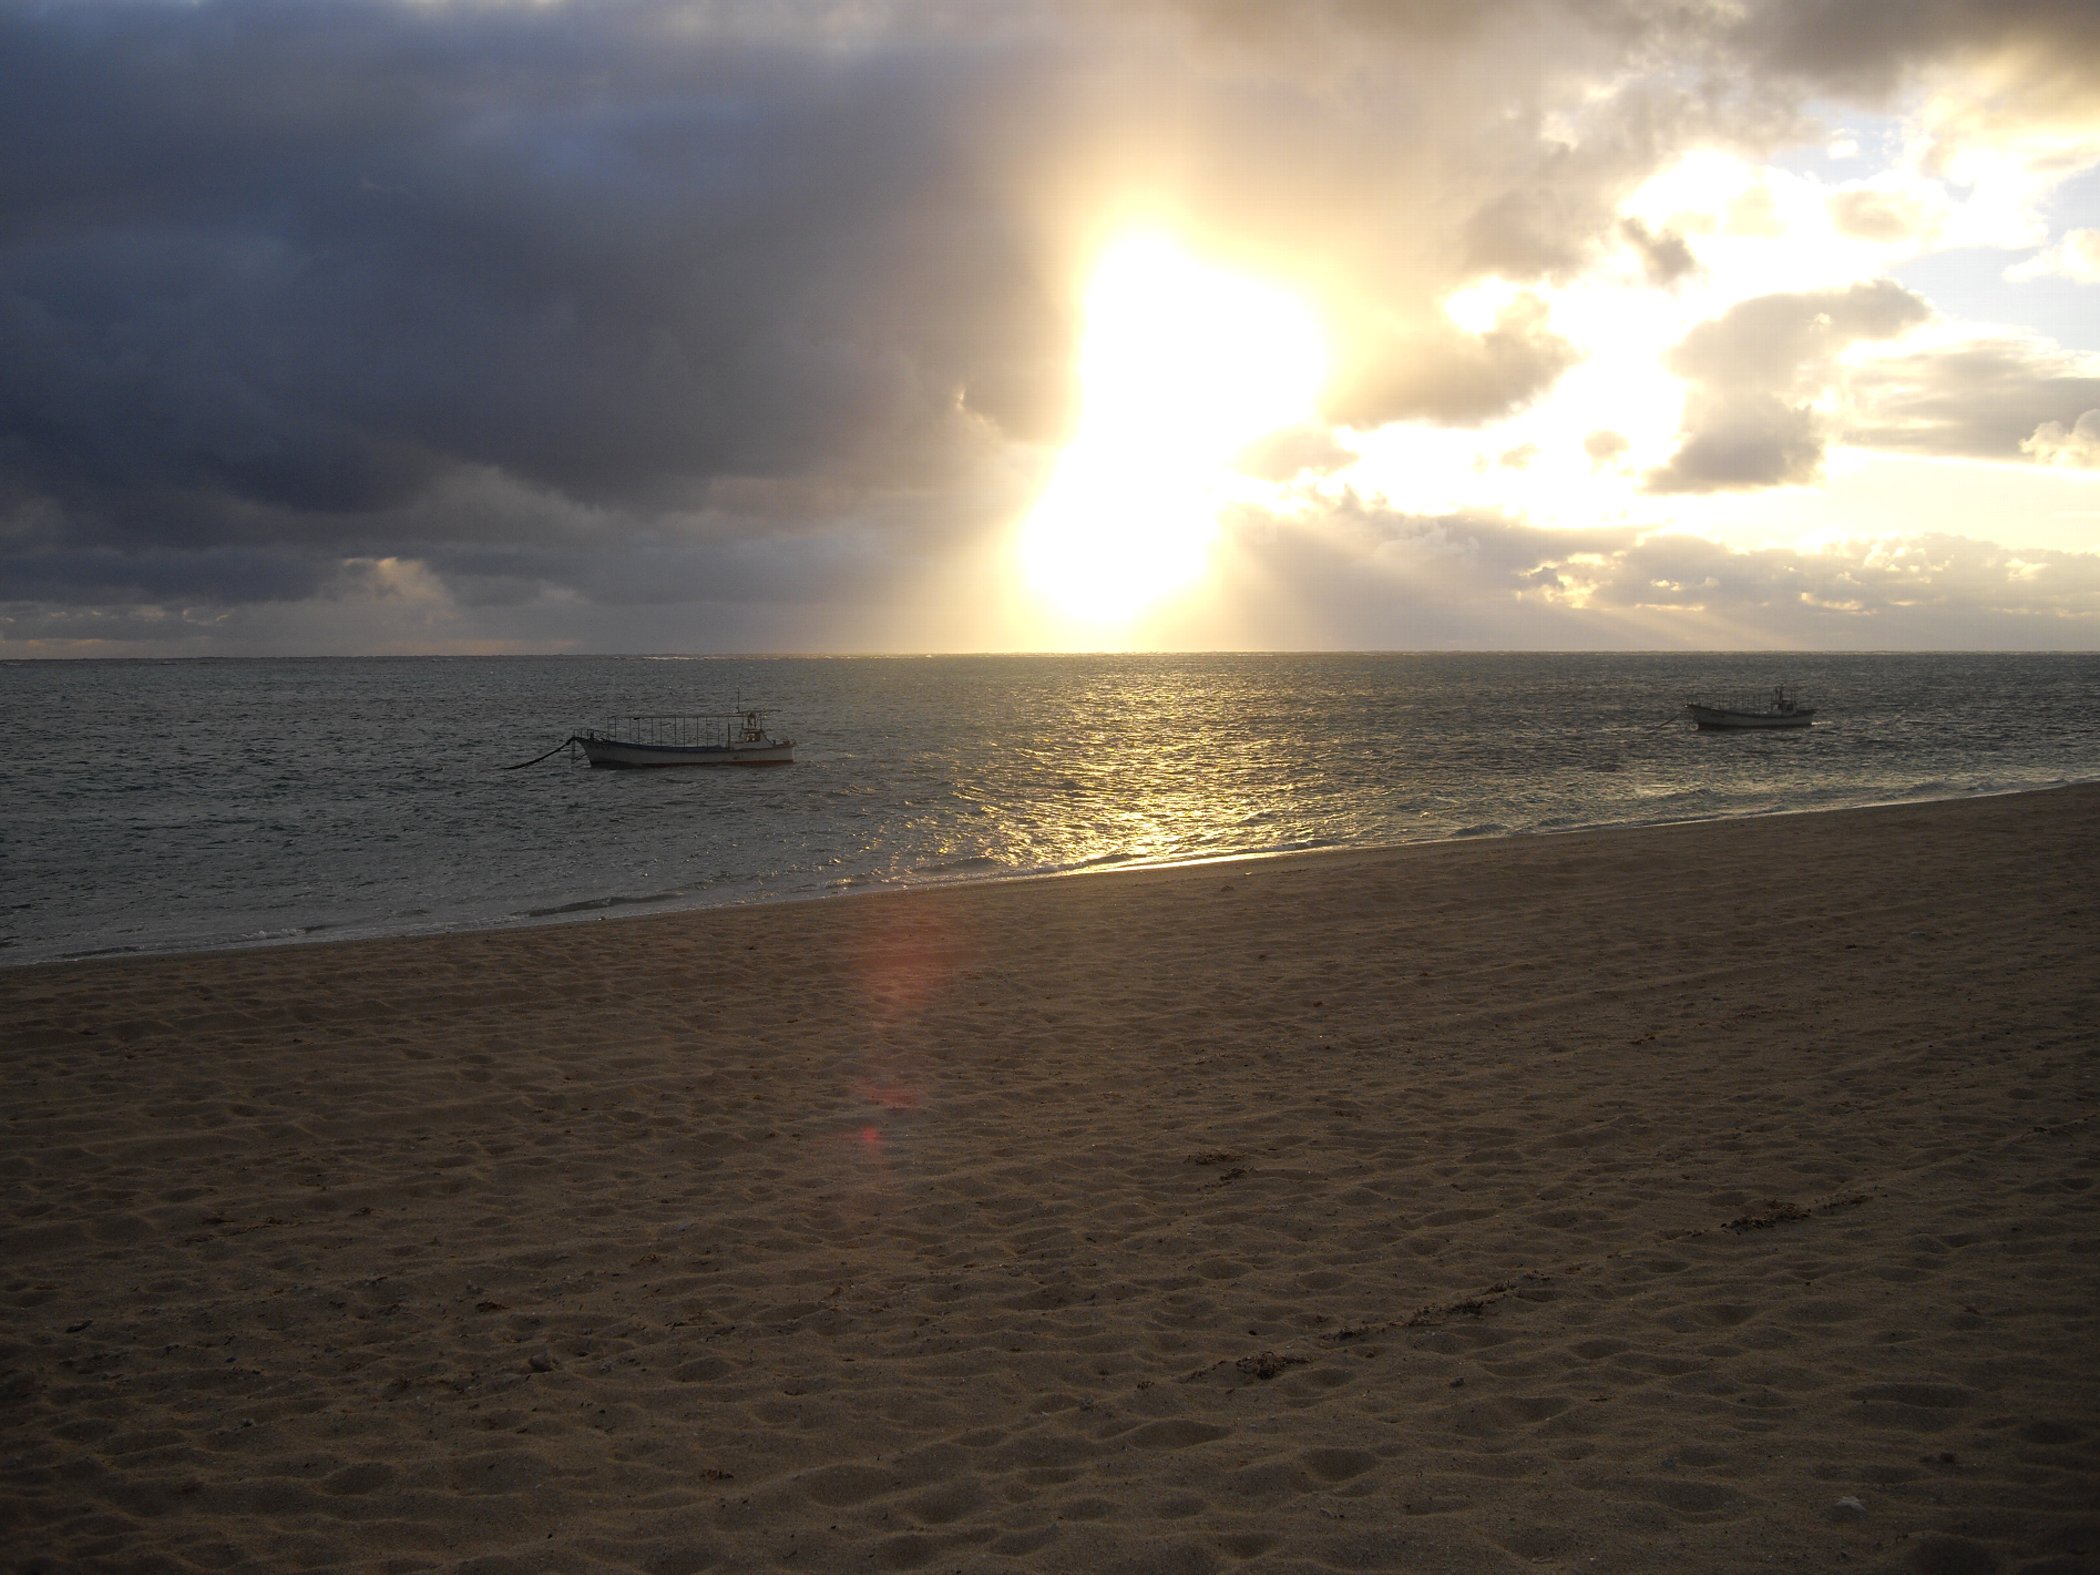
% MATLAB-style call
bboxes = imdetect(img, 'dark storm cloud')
[1648,280,1932,491]
[0,541,332,608]
[1,0,1071,597]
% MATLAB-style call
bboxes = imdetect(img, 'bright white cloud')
[2007,228,2100,283]
[2022,409,2100,467]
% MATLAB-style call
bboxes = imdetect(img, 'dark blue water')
[5,652,2096,965]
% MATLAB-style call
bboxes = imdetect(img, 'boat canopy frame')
[1683,685,1809,716]
[590,707,780,749]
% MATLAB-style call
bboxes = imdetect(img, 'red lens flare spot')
[847,908,970,1023]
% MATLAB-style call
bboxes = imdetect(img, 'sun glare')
[1018,233,1326,629]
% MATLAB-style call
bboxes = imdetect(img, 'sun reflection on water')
[944,666,1344,876]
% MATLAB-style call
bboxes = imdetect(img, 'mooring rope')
[506,736,583,769]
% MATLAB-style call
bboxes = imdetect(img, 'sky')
[4,0,2099,656]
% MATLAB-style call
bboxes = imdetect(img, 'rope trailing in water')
[1613,710,1689,753]
[506,736,583,769]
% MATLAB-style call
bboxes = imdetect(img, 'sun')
[1018,233,1327,629]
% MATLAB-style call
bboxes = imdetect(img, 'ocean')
[5,651,2097,967]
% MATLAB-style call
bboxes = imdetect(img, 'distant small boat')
[574,707,794,767]
[1683,685,1816,731]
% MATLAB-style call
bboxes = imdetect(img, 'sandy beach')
[4,787,2096,1574]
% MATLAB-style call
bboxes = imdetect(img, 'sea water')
[4,651,2096,966]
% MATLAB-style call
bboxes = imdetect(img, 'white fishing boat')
[576,708,794,767]
[1683,685,1816,730]
[513,707,794,768]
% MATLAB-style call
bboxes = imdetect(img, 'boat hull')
[1685,704,1815,730]
[577,735,794,767]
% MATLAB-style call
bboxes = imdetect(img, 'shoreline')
[13,775,2093,974]
[6,785,2096,1571]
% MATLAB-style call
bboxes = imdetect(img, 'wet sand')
[4,787,2097,1573]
